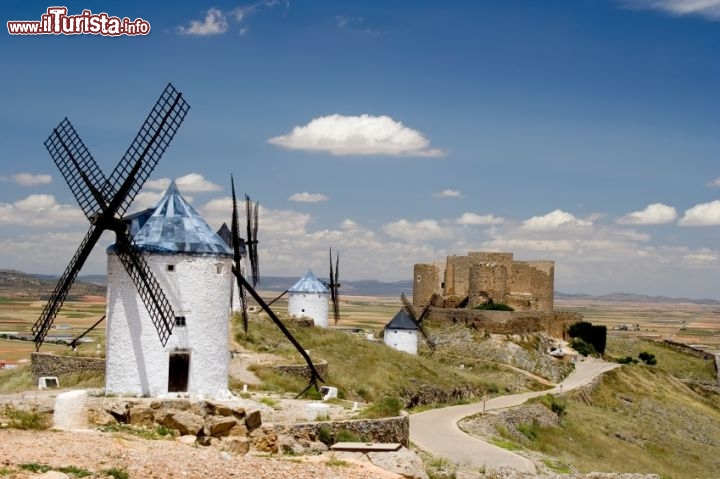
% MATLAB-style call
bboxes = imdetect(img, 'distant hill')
[555,291,720,305]
[255,276,413,297]
[0,269,105,298]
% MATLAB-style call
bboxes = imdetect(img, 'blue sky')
[1,0,719,298]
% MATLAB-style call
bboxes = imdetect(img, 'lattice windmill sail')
[32,83,189,350]
[229,176,324,397]
[328,248,341,325]
[218,191,259,332]
[400,291,437,352]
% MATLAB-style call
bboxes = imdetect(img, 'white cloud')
[621,0,720,20]
[708,177,720,187]
[678,200,720,226]
[616,203,678,225]
[457,213,505,225]
[176,8,229,35]
[178,2,286,36]
[0,173,52,186]
[433,189,463,199]
[199,197,312,237]
[383,219,454,242]
[268,114,444,157]
[521,210,593,231]
[144,173,222,193]
[0,194,85,227]
[289,192,329,203]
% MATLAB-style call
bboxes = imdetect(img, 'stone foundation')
[427,309,581,338]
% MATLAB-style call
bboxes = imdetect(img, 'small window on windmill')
[175,316,186,327]
[167,264,175,272]
[301,308,305,313]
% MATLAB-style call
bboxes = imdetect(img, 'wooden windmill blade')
[231,177,249,334]
[331,249,341,325]
[31,226,104,349]
[104,83,190,216]
[31,83,189,350]
[400,292,437,352]
[230,177,323,396]
[245,194,260,287]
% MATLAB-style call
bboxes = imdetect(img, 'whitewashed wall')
[288,292,329,328]
[384,328,418,355]
[105,252,233,397]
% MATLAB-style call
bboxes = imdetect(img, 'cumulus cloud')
[383,219,454,242]
[521,210,593,230]
[177,2,287,36]
[176,8,229,35]
[457,213,505,225]
[0,194,85,227]
[433,189,463,199]
[0,173,52,186]
[268,114,444,157]
[144,173,222,193]
[621,0,720,20]
[708,177,720,187]
[678,200,720,226]
[289,192,328,203]
[616,203,678,225]
[199,197,312,237]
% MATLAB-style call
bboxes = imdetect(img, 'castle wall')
[507,261,554,312]
[427,308,579,338]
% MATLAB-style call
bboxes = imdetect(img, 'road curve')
[409,358,620,473]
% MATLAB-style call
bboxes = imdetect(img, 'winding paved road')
[409,358,620,473]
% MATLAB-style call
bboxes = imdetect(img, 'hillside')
[0,270,105,298]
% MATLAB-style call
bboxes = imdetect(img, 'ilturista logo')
[7,7,151,36]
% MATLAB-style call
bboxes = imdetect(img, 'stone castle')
[413,252,576,338]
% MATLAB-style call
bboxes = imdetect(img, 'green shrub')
[360,396,403,419]
[571,338,596,357]
[317,425,334,445]
[104,468,129,479]
[5,407,49,430]
[639,351,657,365]
[568,321,607,355]
[20,464,51,473]
[335,429,365,443]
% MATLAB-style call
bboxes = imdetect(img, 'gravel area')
[0,429,401,479]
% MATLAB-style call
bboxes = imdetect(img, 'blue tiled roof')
[126,181,232,256]
[385,309,418,330]
[288,270,329,294]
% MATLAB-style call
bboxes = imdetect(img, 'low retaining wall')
[427,309,581,338]
[31,352,105,379]
[275,415,409,447]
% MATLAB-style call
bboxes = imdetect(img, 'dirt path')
[409,358,620,473]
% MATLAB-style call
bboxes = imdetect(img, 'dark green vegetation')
[471,337,720,478]
[568,321,607,355]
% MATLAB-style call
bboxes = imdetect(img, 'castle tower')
[468,263,508,307]
[413,263,442,307]
[105,182,233,397]
[287,270,330,328]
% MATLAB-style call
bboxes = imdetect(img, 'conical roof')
[385,309,418,330]
[288,269,329,294]
[129,181,232,256]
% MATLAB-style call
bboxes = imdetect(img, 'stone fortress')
[412,251,578,338]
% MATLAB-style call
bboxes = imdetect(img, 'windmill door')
[168,351,190,392]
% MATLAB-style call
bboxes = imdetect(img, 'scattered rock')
[367,446,429,479]
[36,472,69,479]
[251,424,278,453]
[245,410,262,431]
[177,434,197,445]
[223,437,250,455]
[128,405,155,428]
[205,415,237,436]
[155,409,203,436]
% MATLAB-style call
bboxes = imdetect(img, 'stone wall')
[413,263,442,307]
[31,352,105,379]
[275,415,409,447]
[427,309,581,338]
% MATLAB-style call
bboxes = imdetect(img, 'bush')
[360,396,404,419]
[317,425,333,445]
[335,429,365,443]
[4,407,49,430]
[571,338,596,357]
[617,356,636,364]
[568,321,607,355]
[638,352,657,365]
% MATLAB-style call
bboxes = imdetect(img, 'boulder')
[177,435,197,445]
[223,437,250,455]
[128,405,155,428]
[367,447,429,479]
[105,401,130,423]
[204,415,237,437]
[244,410,262,431]
[155,409,203,436]
[227,423,248,437]
[250,424,278,453]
